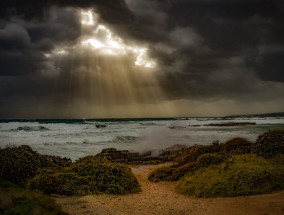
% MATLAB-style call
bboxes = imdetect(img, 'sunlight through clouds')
[81,10,96,26]
[44,9,157,70]
[38,8,175,117]
[80,9,156,69]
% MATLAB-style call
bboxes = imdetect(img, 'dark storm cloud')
[0,0,284,117]
[256,51,284,82]
[0,0,133,23]
[124,0,284,103]
[0,0,134,76]
[0,7,81,76]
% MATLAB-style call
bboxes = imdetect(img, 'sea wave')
[139,122,163,126]
[13,126,50,132]
[111,136,138,143]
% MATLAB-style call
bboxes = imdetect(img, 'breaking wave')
[13,126,50,132]
[111,136,138,143]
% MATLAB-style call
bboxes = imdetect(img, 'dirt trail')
[55,164,284,215]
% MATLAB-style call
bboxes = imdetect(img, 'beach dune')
[55,163,284,215]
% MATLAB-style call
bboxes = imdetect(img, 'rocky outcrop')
[98,148,164,165]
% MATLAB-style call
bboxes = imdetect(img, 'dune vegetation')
[30,156,141,195]
[0,145,140,196]
[0,180,68,215]
[176,154,284,197]
[149,129,284,197]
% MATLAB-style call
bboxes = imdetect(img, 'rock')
[97,148,164,165]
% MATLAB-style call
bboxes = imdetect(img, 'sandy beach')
[55,163,284,215]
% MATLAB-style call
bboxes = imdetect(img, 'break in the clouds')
[0,0,284,118]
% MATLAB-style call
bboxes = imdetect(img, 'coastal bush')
[148,167,175,182]
[148,162,201,182]
[253,129,284,158]
[174,145,215,166]
[197,153,225,167]
[0,145,71,186]
[0,145,43,185]
[149,153,224,182]
[0,180,68,215]
[30,156,141,195]
[223,137,252,154]
[176,154,284,197]
[171,162,199,181]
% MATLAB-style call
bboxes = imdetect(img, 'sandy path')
[55,164,284,215]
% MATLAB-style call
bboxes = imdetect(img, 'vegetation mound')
[149,153,225,182]
[172,144,222,166]
[176,154,284,197]
[30,156,141,195]
[0,146,140,196]
[149,131,284,199]
[253,129,284,158]
[149,138,248,182]
[0,180,68,215]
[0,145,71,186]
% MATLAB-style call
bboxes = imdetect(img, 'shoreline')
[55,163,284,215]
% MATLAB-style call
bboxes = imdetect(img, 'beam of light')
[39,8,180,118]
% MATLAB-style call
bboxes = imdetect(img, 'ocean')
[0,116,284,160]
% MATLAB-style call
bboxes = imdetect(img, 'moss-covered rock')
[30,156,141,195]
[253,129,284,158]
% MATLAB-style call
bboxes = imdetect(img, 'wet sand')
[55,163,284,215]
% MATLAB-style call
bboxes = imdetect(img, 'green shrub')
[176,154,284,197]
[0,145,71,186]
[30,156,140,195]
[0,145,43,185]
[223,137,252,154]
[148,167,175,182]
[253,129,284,158]
[197,153,225,167]
[149,153,224,183]
[0,180,68,215]
[171,162,198,181]
[148,162,199,182]
[174,145,215,166]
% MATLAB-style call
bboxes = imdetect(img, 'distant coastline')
[0,112,283,123]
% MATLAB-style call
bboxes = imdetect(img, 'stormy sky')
[0,0,283,118]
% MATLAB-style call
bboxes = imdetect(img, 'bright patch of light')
[44,9,157,69]
[44,53,51,58]
[81,10,95,26]
[80,10,156,69]
[82,39,105,49]
[56,49,68,55]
